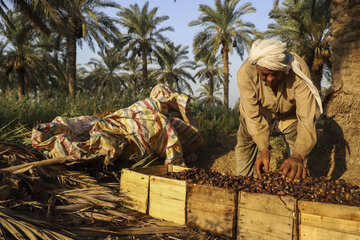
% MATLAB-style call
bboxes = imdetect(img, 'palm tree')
[189,0,260,108]
[194,53,223,105]
[119,56,142,100]
[196,83,223,107]
[57,0,121,98]
[267,0,331,90]
[117,1,174,90]
[155,43,196,94]
[0,41,8,94]
[0,11,43,99]
[0,0,121,98]
[35,33,66,94]
[80,47,126,94]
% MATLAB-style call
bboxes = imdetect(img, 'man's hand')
[279,153,306,180]
[255,149,270,178]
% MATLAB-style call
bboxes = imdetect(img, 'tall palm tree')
[0,0,121,98]
[155,43,196,94]
[189,0,260,108]
[56,0,121,98]
[0,41,9,94]
[0,11,43,99]
[35,33,65,94]
[119,56,142,100]
[117,1,173,90]
[194,53,223,105]
[267,0,331,90]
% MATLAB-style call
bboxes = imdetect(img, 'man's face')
[256,65,284,87]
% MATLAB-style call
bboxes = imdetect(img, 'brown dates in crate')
[164,167,360,206]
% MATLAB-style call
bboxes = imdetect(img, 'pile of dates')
[164,168,360,206]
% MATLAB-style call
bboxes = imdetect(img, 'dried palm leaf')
[54,187,118,209]
[0,207,74,240]
[130,154,158,169]
[50,169,99,188]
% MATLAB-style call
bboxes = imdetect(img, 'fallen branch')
[79,225,185,235]
[0,156,77,174]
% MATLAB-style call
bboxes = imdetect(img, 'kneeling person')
[235,39,322,180]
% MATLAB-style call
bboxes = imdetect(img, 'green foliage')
[191,102,239,145]
[0,90,135,133]
[189,0,261,107]
[267,0,331,89]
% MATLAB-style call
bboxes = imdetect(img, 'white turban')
[248,39,323,113]
[249,39,290,71]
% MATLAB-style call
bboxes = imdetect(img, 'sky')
[77,0,276,108]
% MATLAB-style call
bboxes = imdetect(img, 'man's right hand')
[255,148,270,178]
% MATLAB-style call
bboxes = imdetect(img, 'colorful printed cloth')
[32,84,204,166]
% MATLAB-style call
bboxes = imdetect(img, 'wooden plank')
[299,200,360,221]
[186,184,237,237]
[300,225,360,240]
[238,228,291,240]
[301,212,360,235]
[239,192,296,217]
[119,169,149,213]
[133,166,169,176]
[169,165,189,172]
[237,207,293,240]
[237,192,296,240]
[149,175,186,225]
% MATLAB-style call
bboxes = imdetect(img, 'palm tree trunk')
[209,75,214,104]
[141,49,148,89]
[311,70,322,91]
[67,34,77,98]
[223,46,229,108]
[17,67,25,100]
[132,75,138,99]
[1,77,6,95]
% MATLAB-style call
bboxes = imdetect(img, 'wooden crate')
[186,184,238,238]
[299,200,360,240]
[148,169,187,225]
[120,165,187,214]
[237,192,297,240]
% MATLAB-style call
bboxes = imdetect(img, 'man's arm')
[237,61,271,177]
[280,54,318,179]
[237,61,270,152]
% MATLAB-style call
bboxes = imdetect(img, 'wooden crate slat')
[300,224,360,240]
[186,184,237,237]
[299,201,360,220]
[119,169,149,213]
[149,175,186,225]
[238,228,290,240]
[187,184,235,204]
[169,165,189,172]
[149,177,187,196]
[301,212,360,235]
[188,200,235,213]
[239,192,296,217]
[133,166,169,176]
[238,207,293,239]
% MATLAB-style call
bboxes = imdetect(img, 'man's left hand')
[279,153,306,180]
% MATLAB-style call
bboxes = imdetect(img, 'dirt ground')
[193,132,287,176]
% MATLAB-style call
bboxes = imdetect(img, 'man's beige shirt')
[237,53,318,157]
